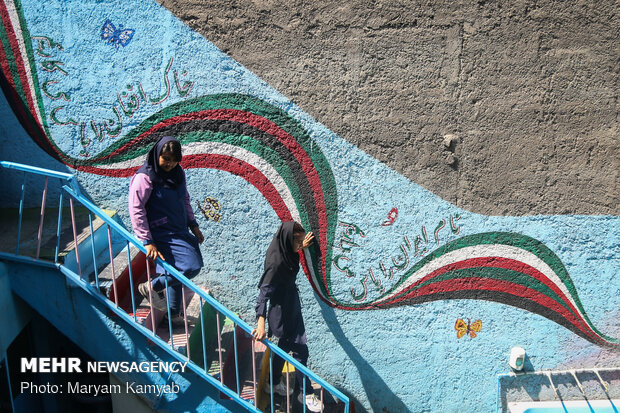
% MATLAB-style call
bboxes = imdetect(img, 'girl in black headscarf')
[129,136,204,317]
[252,222,323,412]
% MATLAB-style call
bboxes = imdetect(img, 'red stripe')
[381,275,604,345]
[0,1,39,128]
[72,164,139,177]
[91,109,330,295]
[183,153,293,221]
[208,109,329,295]
[0,5,39,140]
[0,2,67,162]
[375,256,596,338]
[0,36,32,135]
[93,109,325,228]
[75,154,293,222]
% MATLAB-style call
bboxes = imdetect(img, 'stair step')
[131,286,213,354]
[93,243,144,301]
[153,288,197,350]
[208,317,235,378]
[61,209,124,277]
[220,325,268,403]
[59,210,111,255]
[0,206,93,259]
[188,291,225,372]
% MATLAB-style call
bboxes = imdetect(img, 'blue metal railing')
[0,160,350,413]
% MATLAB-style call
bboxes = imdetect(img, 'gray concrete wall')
[159,0,619,216]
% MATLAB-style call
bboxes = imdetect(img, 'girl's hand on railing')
[191,226,204,243]
[252,316,266,340]
[145,244,165,261]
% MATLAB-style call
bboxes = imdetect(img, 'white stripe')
[378,244,585,320]
[96,141,301,222]
[303,248,324,299]
[97,142,326,298]
[95,157,143,170]
[4,1,44,126]
[185,142,300,222]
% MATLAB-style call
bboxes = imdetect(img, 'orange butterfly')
[455,318,482,339]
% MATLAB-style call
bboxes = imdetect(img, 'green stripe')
[14,0,56,141]
[413,267,578,320]
[216,95,338,297]
[431,232,613,341]
[0,21,29,111]
[0,0,67,160]
[82,94,335,299]
[180,130,311,230]
[378,232,616,343]
[89,128,313,240]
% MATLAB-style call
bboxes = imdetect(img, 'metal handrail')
[0,160,350,412]
[496,367,619,413]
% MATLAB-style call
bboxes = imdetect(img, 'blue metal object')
[269,350,274,413]
[216,308,223,385]
[55,192,63,263]
[16,173,25,255]
[164,272,174,349]
[233,325,240,395]
[199,297,208,372]
[3,351,16,413]
[35,176,49,259]
[56,264,262,412]
[0,161,351,413]
[0,161,74,180]
[89,214,100,290]
[0,251,57,268]
[106,225,118,306]
[126,242,137,322]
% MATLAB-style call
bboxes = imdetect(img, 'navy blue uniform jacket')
[255,222,307,344]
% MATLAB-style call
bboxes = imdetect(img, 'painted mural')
[0,0,618,411]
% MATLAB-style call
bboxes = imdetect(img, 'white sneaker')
[138,282,167,311]
[305,394,323,412]
[263,381,293,396]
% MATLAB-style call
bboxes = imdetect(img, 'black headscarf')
[258,222,300,287]
[136,136,184,189]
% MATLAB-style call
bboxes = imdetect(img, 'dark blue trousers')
[152,268,199,315]
[272,336,312,393]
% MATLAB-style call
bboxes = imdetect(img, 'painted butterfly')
[381,207,398,226]
[196,197,222,222]
[455,318,482,339]
[100,19,135,49]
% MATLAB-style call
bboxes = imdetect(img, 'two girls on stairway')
[129,137,323,412]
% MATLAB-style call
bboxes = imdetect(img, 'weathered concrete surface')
[157,0,619,216]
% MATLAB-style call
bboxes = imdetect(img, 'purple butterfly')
[101,19,135,49]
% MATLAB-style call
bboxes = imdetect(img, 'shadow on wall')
[498,369,620,413]
[318,301,410,413]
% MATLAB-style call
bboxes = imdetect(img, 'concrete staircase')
[1,204,345,412]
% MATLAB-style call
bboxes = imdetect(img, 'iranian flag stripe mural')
[0,0,617,349]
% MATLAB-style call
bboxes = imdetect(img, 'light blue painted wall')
[0,262,34,356]
[0,0,618,411]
